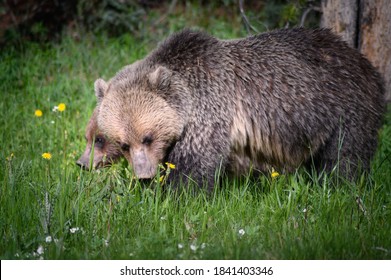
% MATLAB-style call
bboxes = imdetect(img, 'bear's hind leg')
[311,123,374,181]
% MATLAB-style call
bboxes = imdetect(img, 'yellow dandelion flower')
[35,109,43,117]
[271,168,279,179]
[6,153,14,161]
[165,162,176,169]
[159,175,165,182]
[42,153,52,160]
[58,103,66,112]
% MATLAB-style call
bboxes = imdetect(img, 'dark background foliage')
[0,0,321,47]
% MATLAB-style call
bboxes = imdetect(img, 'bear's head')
[95,64,189,179]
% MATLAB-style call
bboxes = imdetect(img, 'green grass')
[1,29,391,260]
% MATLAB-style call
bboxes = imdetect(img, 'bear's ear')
[148,66,172,90]
[94,78,108,103]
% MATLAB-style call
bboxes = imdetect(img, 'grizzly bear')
[77,108,122,170]
[94,28,385,189]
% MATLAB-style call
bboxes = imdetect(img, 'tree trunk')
[321,0,391,101]
[359,0,391,102]
[320,0,358,48]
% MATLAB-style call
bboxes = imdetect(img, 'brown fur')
[94,28,385,189]
[77,108,122,170]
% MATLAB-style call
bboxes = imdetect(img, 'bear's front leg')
[165,128,230,191]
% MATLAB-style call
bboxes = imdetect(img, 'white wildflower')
[69,227,80,234]
[190,244,197,252]
[238,229,245,236]
[178,243,184,249]
[37,245,44,255]
[45,236,52,243]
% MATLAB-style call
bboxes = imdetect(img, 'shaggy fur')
[77,108,122,170]
[95,28,385,189]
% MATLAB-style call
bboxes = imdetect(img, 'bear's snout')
[132,149,156,179]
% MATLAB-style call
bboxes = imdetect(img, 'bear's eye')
[95,136,105,146]
[142,135,153,145]
[120,143,130,152]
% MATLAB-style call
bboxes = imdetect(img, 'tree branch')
[239,0,258,34]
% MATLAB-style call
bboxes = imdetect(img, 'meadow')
[1,26,390,260]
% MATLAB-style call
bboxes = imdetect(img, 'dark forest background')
[0,0,320,46]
